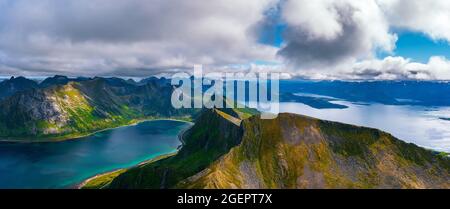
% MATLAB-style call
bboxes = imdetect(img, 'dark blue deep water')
[0,120,190,188]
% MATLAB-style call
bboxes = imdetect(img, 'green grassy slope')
[179,113,449,189]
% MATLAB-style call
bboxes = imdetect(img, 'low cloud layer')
[291,56,450,80]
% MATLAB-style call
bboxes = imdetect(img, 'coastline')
[76,121,193,189]
[75,168,126,189]
[0,118,193,144]
[76,151,179,189]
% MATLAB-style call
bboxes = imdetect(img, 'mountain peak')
[40,75,74,88]
[0,76,38,100]
[178,112,449,189]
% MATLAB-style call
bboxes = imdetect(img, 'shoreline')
[76,151,181,189]
[76,122,193,189]
[0,118,193,144]
[75,168,125,189]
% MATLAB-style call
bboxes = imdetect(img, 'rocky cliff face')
[0,86,69,136]
[102,110,449,189]
[0,81,131,138]
[0,77,197,140]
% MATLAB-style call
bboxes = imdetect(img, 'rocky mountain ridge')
[89,109,449,189]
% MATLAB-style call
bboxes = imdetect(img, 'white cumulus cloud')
[278,0,397,67]
[277,0,450,80]
[377,0,450,42]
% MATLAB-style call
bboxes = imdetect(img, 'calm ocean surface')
[277,101,450,152]
[0,120,190,188]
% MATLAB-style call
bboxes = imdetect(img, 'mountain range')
[0,75,448,188]
[0,75,196,140]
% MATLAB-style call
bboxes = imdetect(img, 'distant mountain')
[98,109,448,189]
[280,80,450,107]
[39,75,89,88]
[139,76,171,86]
[280,92,348,109]
[0,77,197,140]
[0,76,39,100]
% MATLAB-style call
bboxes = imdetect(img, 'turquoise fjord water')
[0,120,190,189]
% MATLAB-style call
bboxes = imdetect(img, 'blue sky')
[393,32,450,63]
[258,24,286,48]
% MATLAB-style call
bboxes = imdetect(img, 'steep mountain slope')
[107,108,244,189]
[0,76,39,100]
[180,113,449,189]
[100,110,449,189]
[0,81,135,139]
[0,77,197,140]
